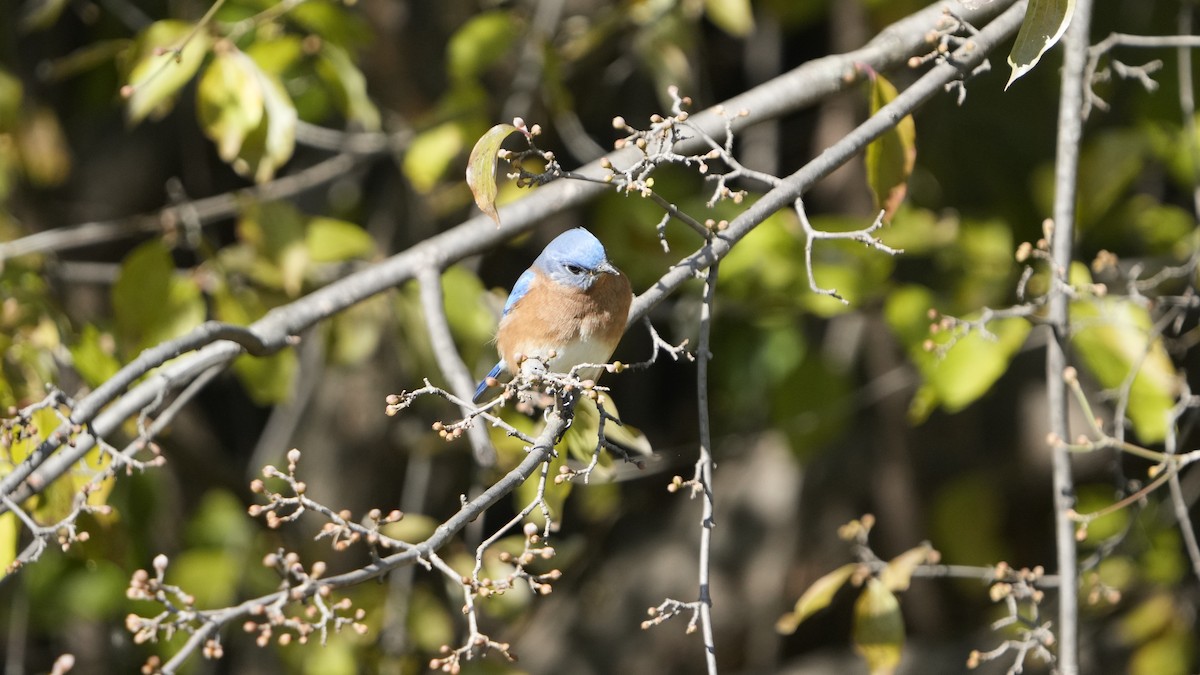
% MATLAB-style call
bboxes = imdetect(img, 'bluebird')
[473,228,633,402]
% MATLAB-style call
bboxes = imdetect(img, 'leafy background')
[1,0,1198,673]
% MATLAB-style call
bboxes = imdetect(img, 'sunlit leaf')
[465,123,518,223]
[125,21,211,124]
[881,543,934,592]
[306,217,374,263]
[704,0,755,37]
[776,563,857,634]
[1006,0,1076,89]
[1070,266,1177,443]
[247,52,297,183]
[405,122,467,195]
[865,72,916,221]
[886,285,1032,422]
[68,324,121,388]
[853,578,905,675]
[197,47,264,163]
[0,513,18,579]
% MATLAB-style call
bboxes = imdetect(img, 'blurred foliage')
[0,0,1198,673]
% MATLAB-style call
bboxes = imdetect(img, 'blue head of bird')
[533,228,620,290]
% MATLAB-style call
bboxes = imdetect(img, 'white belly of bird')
[515,337,612,382]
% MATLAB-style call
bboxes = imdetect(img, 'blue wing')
[503,269,536,316]
[473,360,506,402]
[476,269,535,401]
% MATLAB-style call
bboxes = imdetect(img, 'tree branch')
[1047,0,1095,672]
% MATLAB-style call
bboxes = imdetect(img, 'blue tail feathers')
[473,361,505,402]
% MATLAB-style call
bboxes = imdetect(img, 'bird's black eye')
[565,264,585,275]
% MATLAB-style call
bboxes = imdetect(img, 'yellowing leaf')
[0,512,17,579]
[776,563,857,634]
[125,21,210,124]
[865,73,916,221]
[853,578,905,675]
[881,543,934,592]
[1006,0,1077,89]
[465,123,518,223]
[248,52,297,183]
[198,47,296,182]
[197,47,265,163]
[704,0,755,37]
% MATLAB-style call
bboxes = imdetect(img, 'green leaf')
[925,316,1031,416]
[112,240,205,355]
[1077,130,1147,227]
[881,543,934,592]
[1070,293,1177,444]
[327,296,386,367]
[246,51,297,183]
[464,123,518,222]
[125,21,211,124]
[68,323,121,387]
[405,122,467,195]
[199,46,296,182]
[865,72,916,220]
[853,578,905,675]
[306,217,374,263]
[197,47,264,163]
[171,548,241,608]
[20,0,70,33]
[238,201,308,297]
[234,348,297,405]
[1006,0,1076,89]
[776,563,857,634]
[316,43,381,131]
[447,11,518,82]
[887,283,1032,422]
[704,0,755,37]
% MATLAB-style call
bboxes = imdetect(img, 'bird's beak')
[597,261,619,276]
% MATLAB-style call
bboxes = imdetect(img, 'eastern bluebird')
[473,228,633,402]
